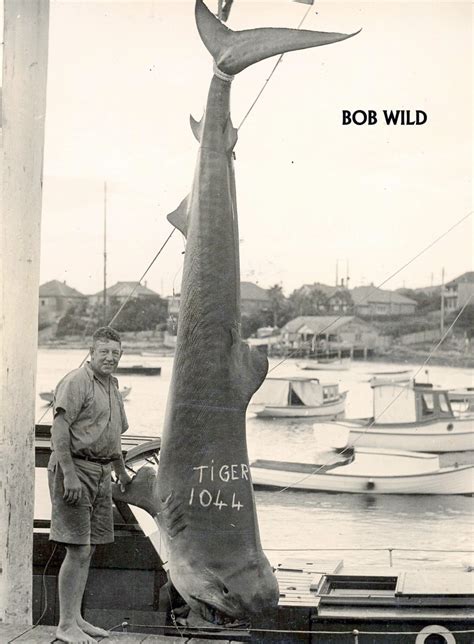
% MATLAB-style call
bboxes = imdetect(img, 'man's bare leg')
[72,545,109,638]
[56,544,98,643]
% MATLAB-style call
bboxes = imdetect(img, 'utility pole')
[103,180,107,324]
[335,259,339,287]
[0,0,50,624]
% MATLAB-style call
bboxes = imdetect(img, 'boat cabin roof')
[252,377,339,407]
[372,383,454,424]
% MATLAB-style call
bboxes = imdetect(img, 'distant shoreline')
[38,338,474,369]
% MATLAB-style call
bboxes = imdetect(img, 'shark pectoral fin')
[167,196,189,237]
[190,114,204,142]
[112,465,160,517]
[224,118,238,151]
[230,328,269,403]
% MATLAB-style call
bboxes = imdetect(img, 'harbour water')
[35,349,474,571]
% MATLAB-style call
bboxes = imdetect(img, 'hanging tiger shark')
[114,0,359,625]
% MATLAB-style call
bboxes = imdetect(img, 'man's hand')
[118,472,134,492]
[63,470,83,504]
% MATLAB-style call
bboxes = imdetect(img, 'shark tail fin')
[167,196,189,237]
[195,0,360,76]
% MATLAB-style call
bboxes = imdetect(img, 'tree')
[56,303,90,337]
[288,285,329,317]
[108,296,168,332]
[241,310,271,339]
[398,288,440,313]
[266,284,291,327]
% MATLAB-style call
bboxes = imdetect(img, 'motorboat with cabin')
[249,376,347,418]
[316,381,474,453]
[250,447,474,494]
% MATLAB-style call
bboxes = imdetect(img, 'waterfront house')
[88,281,160,307]
[39,280,86,325]
[444,271,474,312]
[281,315,379,354]
[351,285,417,317]
[240,281,270,316]
[167,281,270,319]
[290,282,354,315]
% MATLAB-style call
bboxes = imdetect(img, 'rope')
[238,3,313,130]
[263,547,474,553]
[268,210,472,374]
[213,62,234,83]
[35,227,177,425]
[103,621,474,637]
[7,545,58,643]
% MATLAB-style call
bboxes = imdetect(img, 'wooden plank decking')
[0,624,235,643]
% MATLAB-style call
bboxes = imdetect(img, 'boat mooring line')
[268,210,473,376]
[104,621,474,638]
[35,227,177,425]
[237,3,313,131]
[274,295,473,493]
[263,546,473,552]
[7,545,57,643]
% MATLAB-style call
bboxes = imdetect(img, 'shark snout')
[174,558,279,623]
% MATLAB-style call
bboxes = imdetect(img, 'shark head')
[170,554,279,624]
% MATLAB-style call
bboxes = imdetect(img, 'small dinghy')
[39,385,132,404]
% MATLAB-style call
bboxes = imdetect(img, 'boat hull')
[250,462,474,494]
[347,422,474,453]
[298,360,350,372]
[253,396,346,418]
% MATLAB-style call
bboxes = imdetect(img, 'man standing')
[48,326,133,643]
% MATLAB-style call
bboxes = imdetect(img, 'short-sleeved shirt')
[50,362,129,462]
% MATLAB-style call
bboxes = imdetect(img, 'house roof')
[39,280,85,298]
[297,282,338,297]
[351,286,417,306]
[91,281,159,298]
[240,281,269,301]
[282,316,356,334]
[446,271,474,287]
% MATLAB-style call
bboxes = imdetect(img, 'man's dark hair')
[92,326,121,345]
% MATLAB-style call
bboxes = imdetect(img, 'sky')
[38,0,472,297]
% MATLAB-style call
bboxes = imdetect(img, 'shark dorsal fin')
[167,196,189,237]
[190,114,204,142]
[224,118,238,151]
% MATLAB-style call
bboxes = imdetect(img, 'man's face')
[90,339,122,378]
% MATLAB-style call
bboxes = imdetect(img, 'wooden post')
[440,267,445,336]
[0,0,49,624]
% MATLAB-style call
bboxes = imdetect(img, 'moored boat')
[250,447,474,494]
[448,386,474,407]
[39,385,132,404]
[115,365,161,376]
[298,357,351,371]
[368,369,413,386]
[249,376,347,418]
[32,425,474,641]
[316,382,474,453]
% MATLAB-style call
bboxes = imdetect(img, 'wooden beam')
[0,0,50,624]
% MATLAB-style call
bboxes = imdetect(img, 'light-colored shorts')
[48,456,114,545]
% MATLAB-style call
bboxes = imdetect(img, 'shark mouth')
[191,596,248,627]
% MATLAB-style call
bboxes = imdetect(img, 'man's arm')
[51,411,83,504]
[112,455,133,491]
